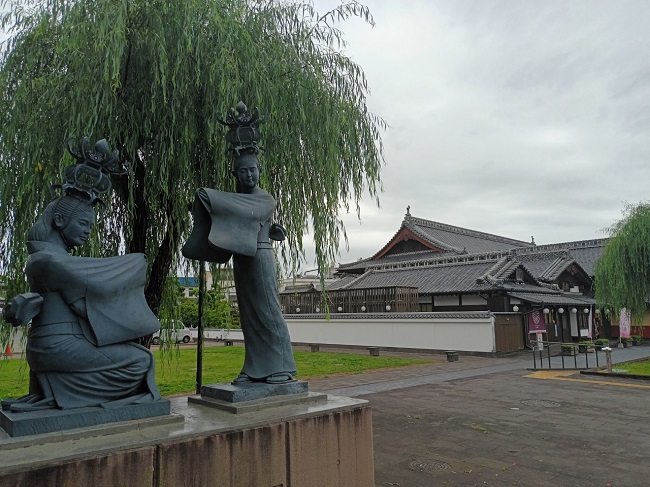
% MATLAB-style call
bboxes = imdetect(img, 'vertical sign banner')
[587,309,593,339]
[619,308,631,338]
[528,309,547,333]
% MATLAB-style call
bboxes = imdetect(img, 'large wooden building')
[281,211,607,347]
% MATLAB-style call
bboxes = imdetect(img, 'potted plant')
[562,344,577,356]
[632,334,643,345]
[594,338,610,350]
[578,340,595,353]
[621,337,632,347]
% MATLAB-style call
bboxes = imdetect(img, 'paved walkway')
[309,345,650,487]
[309,345,650,398]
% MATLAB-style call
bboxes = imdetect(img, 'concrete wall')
[157,408,374,487]
[189,328,245,341]
[286,313,496,353]
[0,402,374,487]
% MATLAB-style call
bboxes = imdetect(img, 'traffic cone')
[5,344,11,356]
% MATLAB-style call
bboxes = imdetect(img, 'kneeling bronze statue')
[3,137,162,411]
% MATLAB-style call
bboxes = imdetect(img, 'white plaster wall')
[195,328,245,341]
[434,295,459,306]
[461,295,487,305]
[286,316,495,353]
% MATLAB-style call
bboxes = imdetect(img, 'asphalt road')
[309,346,650,487]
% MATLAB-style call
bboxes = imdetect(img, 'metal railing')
[531,341,604,370]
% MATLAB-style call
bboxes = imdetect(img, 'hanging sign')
[528,309,547,333]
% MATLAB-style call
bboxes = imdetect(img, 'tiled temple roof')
[332,215,607,297]
[401,216,534,254]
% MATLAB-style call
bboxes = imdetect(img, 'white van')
[152,320,192,345]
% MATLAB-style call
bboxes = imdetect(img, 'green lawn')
[0,348,432,398]
[611,359,650,376]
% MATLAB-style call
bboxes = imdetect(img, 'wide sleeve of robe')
[182,187,275,262]
[27,243,160,346]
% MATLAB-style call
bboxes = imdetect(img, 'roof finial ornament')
[531,235,536,245]
[406,205,411,216]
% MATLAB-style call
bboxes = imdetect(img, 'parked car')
[152,320,192,345]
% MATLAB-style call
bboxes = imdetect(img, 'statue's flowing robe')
[183,188,297,380]
[25,241,161,409]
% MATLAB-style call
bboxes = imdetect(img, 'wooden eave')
[373,227,445,260]
[557,263,592,286]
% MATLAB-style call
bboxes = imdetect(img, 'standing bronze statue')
[3,138,163,411]
[182,102,297,384]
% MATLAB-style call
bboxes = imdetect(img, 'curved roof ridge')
[368,250,508,271]
[337,256,374,269]
[370,258,498,273]
[518,238,607,253]
[538,254,572,281]
[403,219,464,253]
[479,256,513,284]
[337,271,372,289]
[406,215,534,247]
[517,249,568,259]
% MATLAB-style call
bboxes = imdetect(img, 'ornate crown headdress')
[56,136,128,206]
[218,101,266,156]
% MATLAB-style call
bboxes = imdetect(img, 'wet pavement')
[309,346,650,487]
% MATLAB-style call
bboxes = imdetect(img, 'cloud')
[299,0,650,270]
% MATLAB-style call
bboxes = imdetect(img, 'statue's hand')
[4,293,44,326]
[269,223,287,242]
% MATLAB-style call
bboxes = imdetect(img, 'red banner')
[528,309,547,333]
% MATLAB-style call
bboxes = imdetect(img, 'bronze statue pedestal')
[189,381,323,414]
[0,394,375,487]
[0,399,172,437]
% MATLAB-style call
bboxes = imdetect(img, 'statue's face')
[235,155,260,193]
[58,208,95,247]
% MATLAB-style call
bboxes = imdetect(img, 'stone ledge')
[0,395,374,487]
[0,399,172,437]
[188,391,326,414]
[0,413,184,450]
[201,379,308,402]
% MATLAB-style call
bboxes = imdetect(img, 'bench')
[309,344,320,352]
[224,339,234,346]
[368,347,380,356]
[445,351,459,362]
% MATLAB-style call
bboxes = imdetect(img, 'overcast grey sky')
[303,0,650,268]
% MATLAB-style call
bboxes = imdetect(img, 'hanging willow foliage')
[0,1,384,325]
[594,202,650,324]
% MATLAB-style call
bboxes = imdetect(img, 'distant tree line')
[177,284,241,329]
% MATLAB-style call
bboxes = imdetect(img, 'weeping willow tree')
[0,0,384,324]
[595,202,650,324]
